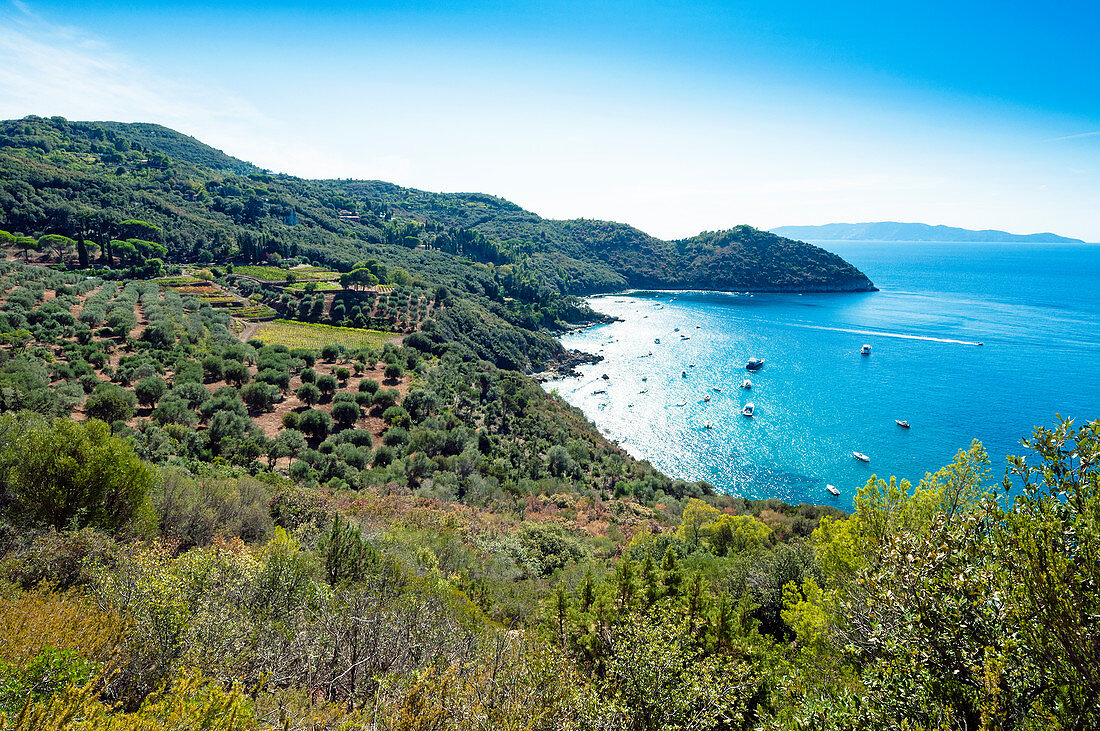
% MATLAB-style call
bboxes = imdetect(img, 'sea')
[543,241,1100,507]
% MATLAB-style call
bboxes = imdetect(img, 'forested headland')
[0,115,1095,730]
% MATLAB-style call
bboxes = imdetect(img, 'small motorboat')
[861,344,872,355]
[592,389,606,395]
[852,451,870,462]
[681,370,688,378]
[740,379,752,389]
[704,421,712,429]
[675,401,687,407]
[742,402,755,417]
[712,387,721,392]
[654,338,661,344]
[826,484,840,496]
[703,394,710,402]
[674,327,680,332]
[746,358,765,371]
[601,374,609,380]
[896,420,911,428]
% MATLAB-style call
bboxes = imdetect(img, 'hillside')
[0,116,874,300]
[0,114,1096,730]
[346,181,876,292]
[771,221,1085,243]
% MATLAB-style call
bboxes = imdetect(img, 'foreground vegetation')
[0,116,1094,729]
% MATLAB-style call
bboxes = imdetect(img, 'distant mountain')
[770,222,1084,244]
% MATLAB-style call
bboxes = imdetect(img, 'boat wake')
[790,323,983,346]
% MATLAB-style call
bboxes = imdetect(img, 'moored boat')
[852,451,870,462]
[861,344,872,355]
[742,402,755,417]
[740,379,752,389]
[826,484,840,496]
[746,358,765,371]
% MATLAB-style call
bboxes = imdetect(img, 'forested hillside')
[0,115,1094,730]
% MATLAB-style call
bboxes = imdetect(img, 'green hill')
[0,116,874,295]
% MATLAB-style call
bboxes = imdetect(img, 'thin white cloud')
[1048,130,1100,142]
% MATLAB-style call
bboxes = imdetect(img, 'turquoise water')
[547,241,1100,507]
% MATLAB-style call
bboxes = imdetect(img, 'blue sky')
[1,0,1098,240]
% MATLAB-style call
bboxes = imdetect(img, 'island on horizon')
[770,221,1086,244]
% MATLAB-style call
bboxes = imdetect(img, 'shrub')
[316,374,337,396]
[382,426,408,448]
[0,413,154,531]
[134,376,166,408]
[296,382,321,406]
[223,360,251,386]
[331,400,360,428]
[298,409,331,441]
[241,381,278,412]
[84,383,136,425]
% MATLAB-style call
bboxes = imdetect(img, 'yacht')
[852,451,870,462]
[742,402,755,417]
[861,344,872,355]
[895,420,911,428]
[746,358,765,371]
[826,484,840,496]
[740,379,752,389]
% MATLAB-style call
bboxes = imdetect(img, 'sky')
[1,0,1098,241]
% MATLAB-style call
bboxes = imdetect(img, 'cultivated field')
[252,318,395,349]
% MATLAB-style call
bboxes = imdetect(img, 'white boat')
[742,402,755,417]
[895,419,910,428]
[861,344,872,355]
[746,358,765,371]
[740,379,752,389]
[712,386,721,392]
[826,484,840,496]
[852,451,870,462]
[703,394,710,402]
[705,421,712,429]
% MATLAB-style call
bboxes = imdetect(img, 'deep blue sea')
[545,241,1100,507]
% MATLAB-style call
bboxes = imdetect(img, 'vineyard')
[252,318,394,349]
